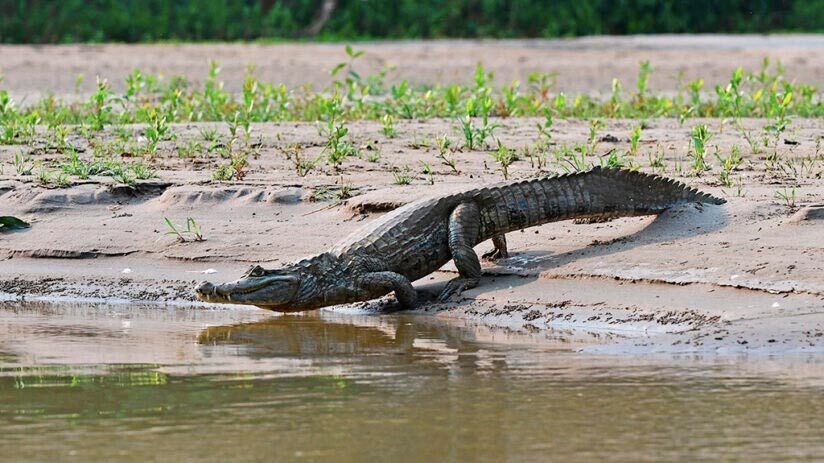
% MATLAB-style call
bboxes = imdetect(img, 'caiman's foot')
[437,277,480,302]
[481,247,509,261]
[481,234,509,261]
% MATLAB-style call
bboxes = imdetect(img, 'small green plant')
[14,151,35,175]
[557,144,591,173]
[635,60,652,100]
[456,113,499,150]
[48,123,72,150]
[433,135,459,174]
[292,149,321,177]
[491,140,516,180]
[177,139,204,158]
[308,186,330,202]
[0,123,18,144]
[113,125,133,142]
[129,162,157,180]
[335,180,354,200]
[36,168,71,188]
[199,127,218,142]
[599,150,633,169]
[61,150,101,179]
[381,114,396,138]
[164,217,204,242]
[364,147,382,163]
[763,91,793,161]
[536,108,553,141]
[323,120,357,167]
[144,110,171,155]
[112,169,136,186]
[648,147,666,173]
[88,77,112,130]
[715,144,743,188]
[0,215,30,232]
[393,165,412,185]
[774,187,797,208]
[588,118,605,147]
[629,125,642,155]
[526,143,549,170]
[689,124,712,174]
[735,121,761,155]
[213,154,248,181]
[420,161,435,185]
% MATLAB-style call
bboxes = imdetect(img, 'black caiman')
[195,167,725,311]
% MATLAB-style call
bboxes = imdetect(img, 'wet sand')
[1,37,823,353]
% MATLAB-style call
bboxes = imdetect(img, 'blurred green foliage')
[0,0,822,43]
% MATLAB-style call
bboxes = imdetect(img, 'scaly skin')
[195,167,725,311]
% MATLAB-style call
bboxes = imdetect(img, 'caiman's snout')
[194,270,302,310]
[195,281,217,299]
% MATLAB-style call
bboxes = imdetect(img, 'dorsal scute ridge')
[474,166,724,205]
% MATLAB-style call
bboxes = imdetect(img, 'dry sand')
[1,36,823,353]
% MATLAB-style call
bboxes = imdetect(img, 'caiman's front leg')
[439,202,482,301]
[358,271,417,308]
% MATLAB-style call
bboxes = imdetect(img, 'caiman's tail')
[475,166,725,234]
[585,166,726,207]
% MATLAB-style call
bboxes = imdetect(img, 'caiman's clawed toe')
[481,233,509,261]
[481,248,508,261]
[437,277,480,302]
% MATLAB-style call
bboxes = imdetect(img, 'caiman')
[195,167,725,311]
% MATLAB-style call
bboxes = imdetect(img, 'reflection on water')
[1,302,824,462]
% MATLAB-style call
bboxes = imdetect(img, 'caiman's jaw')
[195,265,301,311]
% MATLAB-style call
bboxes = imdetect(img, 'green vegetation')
[164,217,204,242]
[2,0,821,43]
[490,141,516,180]
[0,49,820,203]
[0,58,820,133]
[213,154,248,181]
[392,165,412,185]
[689,124,712,174]
[0,216,30,232]
[774,187,797,208]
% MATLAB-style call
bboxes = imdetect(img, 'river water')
[1,301,823,462]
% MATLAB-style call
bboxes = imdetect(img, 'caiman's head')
[195,254,341,312]
[195,264,303,311]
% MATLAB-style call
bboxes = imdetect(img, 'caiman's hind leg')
[439,202,482,302]
[359,271,417,308]
[481,234,509,261]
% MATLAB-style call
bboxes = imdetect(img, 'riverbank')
[2,117,822,353]
[1,38,822,353]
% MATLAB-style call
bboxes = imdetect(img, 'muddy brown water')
[1,302,823,462]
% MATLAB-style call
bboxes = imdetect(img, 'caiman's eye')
[247,265,265,277]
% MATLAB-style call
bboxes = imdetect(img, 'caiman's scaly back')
[196,167,725,312]
[471,167,724,239]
